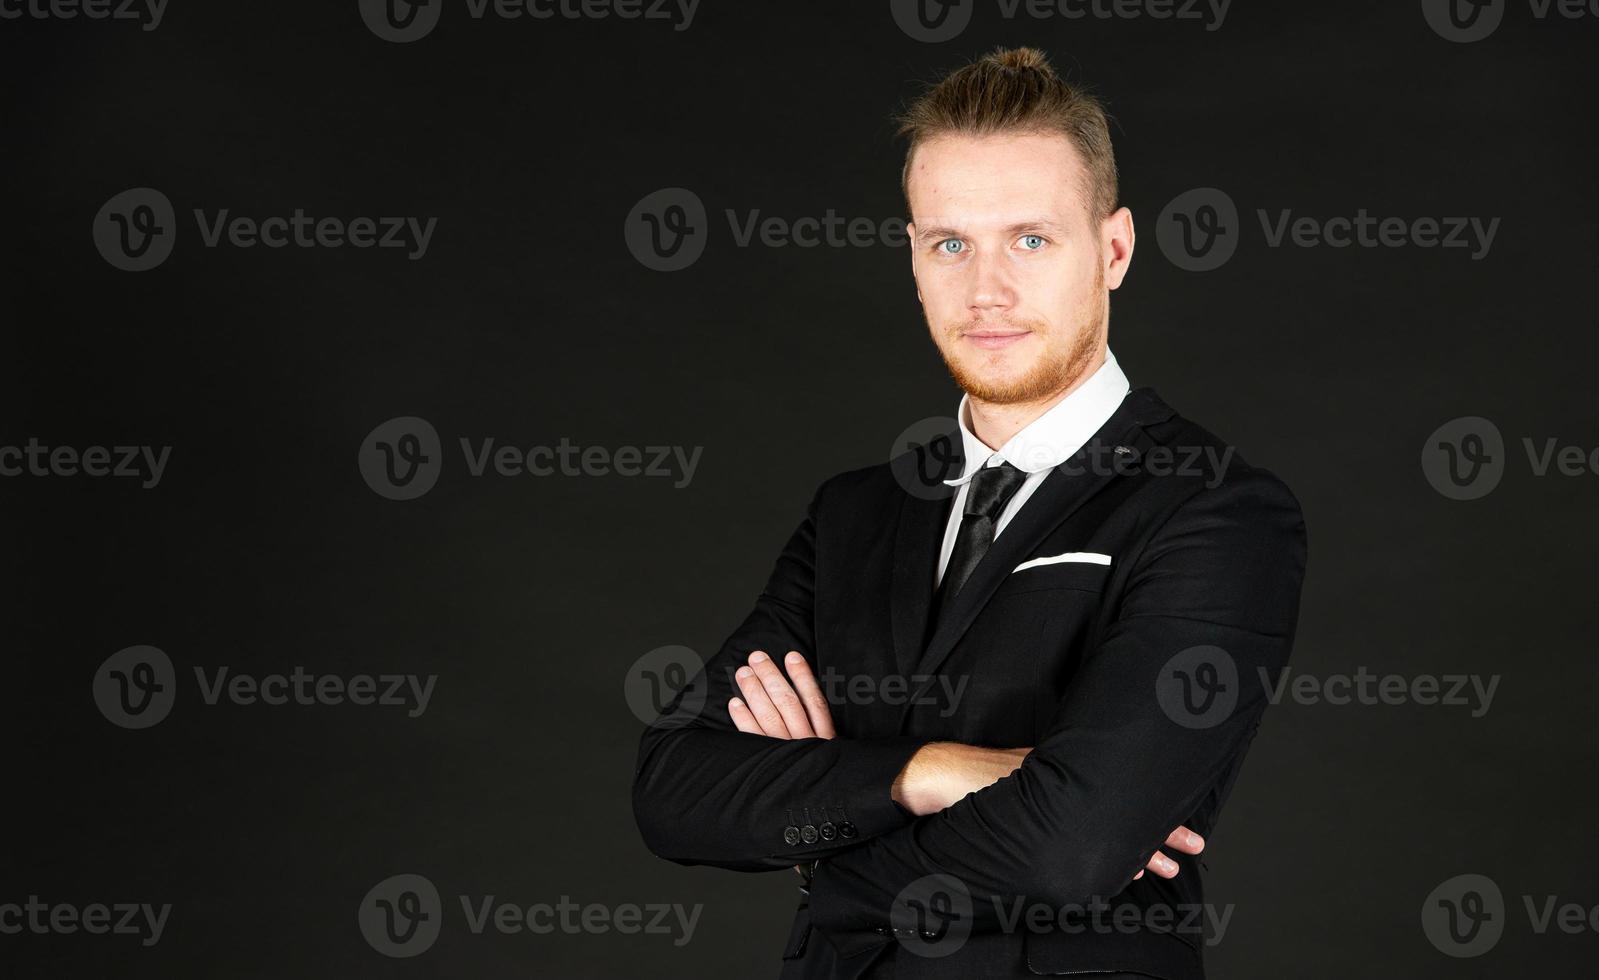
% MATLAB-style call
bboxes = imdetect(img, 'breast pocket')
[993,558,1111,597]
[961,555,1112,743]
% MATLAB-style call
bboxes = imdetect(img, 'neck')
[966,348,1107,450]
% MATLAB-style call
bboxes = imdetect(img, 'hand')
[722,650,834,878]
[1132,825,1205,881]
[727,650,834,740]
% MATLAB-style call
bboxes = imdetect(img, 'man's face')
[906,130,1131,406]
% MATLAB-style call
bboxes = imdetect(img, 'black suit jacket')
[633,388,1307,979]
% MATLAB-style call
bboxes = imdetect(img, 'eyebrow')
[913,218,1069,246]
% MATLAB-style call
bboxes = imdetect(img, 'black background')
[5,0,1598,976]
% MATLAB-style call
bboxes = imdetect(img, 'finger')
[1144,850,1181,879]
[784,652,835,739]
[1133,869,1144,880]
[735,660,791,738]
[1164,825,1205,855]
[748,651,814,738]
[728,697,763,735]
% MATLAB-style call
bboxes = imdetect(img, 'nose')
[967,250,1016,314]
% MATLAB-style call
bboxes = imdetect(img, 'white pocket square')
[1013,552,1112,573]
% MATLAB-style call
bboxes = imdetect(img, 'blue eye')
[938,240,965,255]
[1019,234,1045,250]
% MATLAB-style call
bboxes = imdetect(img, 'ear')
[1100,206,1135,290]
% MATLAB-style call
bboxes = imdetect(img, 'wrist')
[891,742,952,817]
[890,742,1030,817]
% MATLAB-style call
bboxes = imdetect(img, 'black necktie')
[933,460,1029,621]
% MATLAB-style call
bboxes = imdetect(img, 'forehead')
[906,130,1089,228]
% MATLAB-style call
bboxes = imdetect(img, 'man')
[633,46,1306,979]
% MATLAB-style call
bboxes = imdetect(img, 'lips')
[963,329,1030,350]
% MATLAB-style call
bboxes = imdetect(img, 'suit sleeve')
[631,480,929,872]
[804,470,1307,940]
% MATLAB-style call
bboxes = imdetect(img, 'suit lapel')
[889,432,961,678]
[894,388,1174,730]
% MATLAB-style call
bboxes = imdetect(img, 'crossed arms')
[728,648,1203,884]
[632,469,1306,940]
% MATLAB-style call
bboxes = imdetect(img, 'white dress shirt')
[935,349,1131,588]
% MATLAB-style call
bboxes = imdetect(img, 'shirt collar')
[945,348,1131,486]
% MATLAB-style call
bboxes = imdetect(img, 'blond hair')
[896,46,1119,221]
